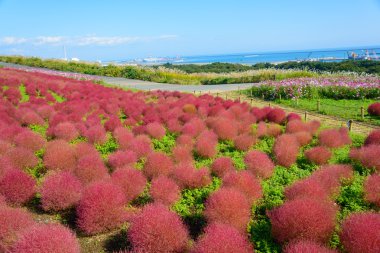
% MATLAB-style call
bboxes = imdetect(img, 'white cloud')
[0,35,178,46]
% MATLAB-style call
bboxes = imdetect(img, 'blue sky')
[0,0,380,61]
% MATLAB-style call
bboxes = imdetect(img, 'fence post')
[225,94,228,100]
[193,90,195,94]
[250,98,253,105]
[269,102,271,107]
[216,92,219,97]
[304,111,308,121]
[347,120,353,131]
[250,89,253,98]
[361,106,364,120]
[317,99,321,111]
[262,94,265,101]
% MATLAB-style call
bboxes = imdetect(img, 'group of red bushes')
[0,67,379,252]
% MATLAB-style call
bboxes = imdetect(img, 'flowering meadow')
[250,76,380,100]
[0,67,380,252]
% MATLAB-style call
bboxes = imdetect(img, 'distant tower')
[63,45,68,61]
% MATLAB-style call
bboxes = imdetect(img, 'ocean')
[114,47,380,65]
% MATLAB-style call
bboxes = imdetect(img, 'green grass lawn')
[274,98,380,126]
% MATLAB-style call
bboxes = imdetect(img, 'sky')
[0,0,380,61]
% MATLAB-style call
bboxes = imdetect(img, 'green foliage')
[217,140,245,170]
[95,136,118,159]
[253,137,275,155]
[152,132,177,154]
[29,124,48,137]
[19,84,29,102]
[49,90,66,103]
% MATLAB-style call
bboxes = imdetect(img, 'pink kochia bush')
[267,198,337,243]
[267,108,286,124]
[283,240,338,253]
[368,102,380,116]
[195,130,218,158]
[12,223,80,253]
[13,130,46,152]
[191,223,254,253]
[76,181,127,235]
[365,129,380,146]
[233,134,256,151]
[0,169,36,206]
[350,144,380,172]
[244,150,275,179]
[40,171,82,212]
[53,122,79,141]
[172,164,211,189]
[304,146,332,165]
[44,140,77,171]
[222,171,263,204]
[284,178,329,201]
[5,146,39,170]
[211,157,235,177]
[150,176,180,206]
[108,150,138,169]
[146,122,166,139]
[111,167,147,203]
[128,203,189,253]
[75,154,109,185]
[204,187,251,232]
[340,212,380,253]
[364,174,380,207]
[319,127,351,148]
[0,206,35,252]
[144,152,174,179]
[172,145,193,164]
[274,134,300,167]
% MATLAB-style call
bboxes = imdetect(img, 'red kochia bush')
[0,169,36,206]
[284,178,329,201]
[267,198,337,243]
[128,203,189,253]
[14,131,46,152]
[146,122,166,139]
[44,140,76,171]
[223,171,263,204]
[340,212,380,253]
[113,127,134,150]
[211,157,235,177]
[150,176,180,206]
[144,152,174,179]
[305,146,332,165]
[108,150,137,169]
[12,223,80,253]
[233,134,256,151]
[128,135,153,158]
[5,147,39,170]
[350,145,380,172]
[77,181,127,235]
[319,127,351,148]
[204,187,251,232]
[274,134,300,167]
[53,122,79,141]
[286,113,302,122]
[283,240,338,253]
[75,154,109,185]
[368,102,380,116]
[267,108,286,124]
[195,130,218,158]
[40,171,82,211]
[212,118,238,141]
[191,223,254,253]
[85,125,107,144]
[0,207,35,252]
[364,174,380,207]
[172,145,193,164]
[293,131,312,146]
[244,150,275,179]
[365,129,380,146]
[111,167,147,203]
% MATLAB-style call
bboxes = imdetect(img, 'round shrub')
[53,122,79,141]
[267,108,286,124]
[111,167,147,203]
[204,187,251,232]
[172,145,193,164]
[305,146,332,165]
[5,147,38,170]
[286,113,302,122]
[233,134,256,151]
[75,154,109,185]
[284,178,329,201]
[113,127,134,150]
[12,223,80,253]
[350,145,380,172]
[274,134,300,167]
[40,171,82,212]
[340,212,380,253]
[14,130,46,152]
[144,152,174,179]
[0,206,35,252]
[77,181,127,235]
[368,102,380,116]
[211,157,234,177]
[191,223,254,253]
[267,198,337,243]
[150,176,180,206]
[212,118,238,141]
[44,140,76,171]
[146,122,166,139]
[0,169,36,206]
[85,125,107,144]
[244,150,275,179]
[128,203,189,253]
[319,127,351,148]
[223,171,263,204]
[364,174,380,207]
[128,135,153,159]
[365,129,380,146]
[293,131,312,146]
[108,150,138,169]
[283,240,338,253]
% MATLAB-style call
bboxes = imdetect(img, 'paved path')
[0,62,255,93]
